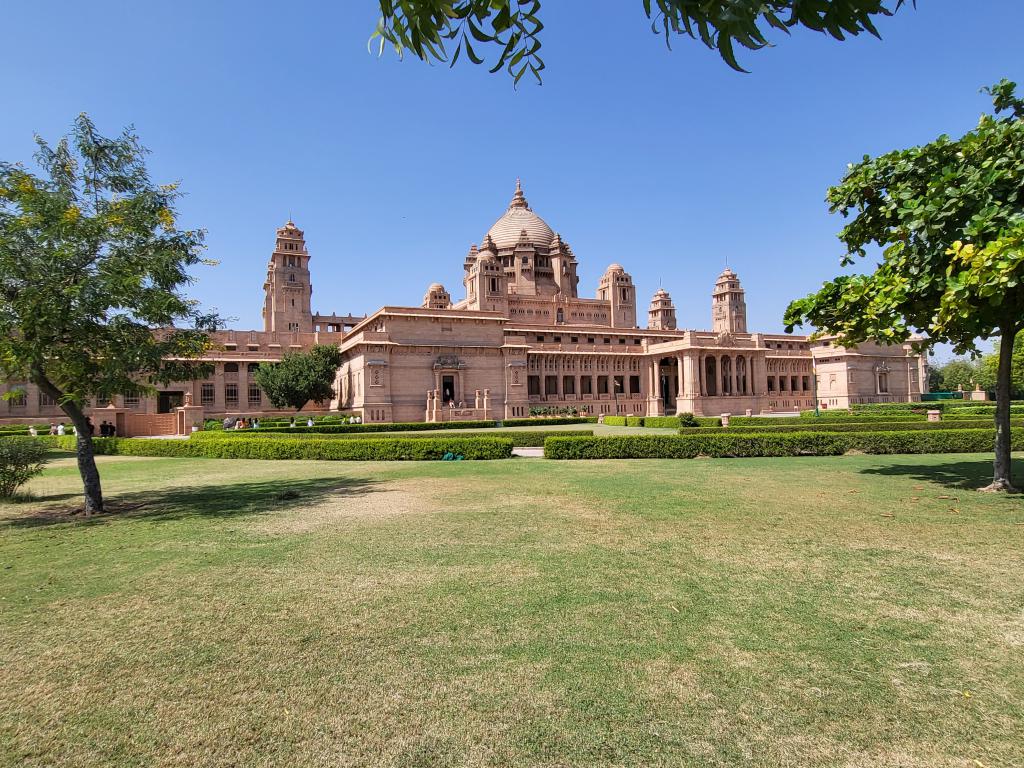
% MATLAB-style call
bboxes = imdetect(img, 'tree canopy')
[372,0,913,84]
[784,80,1024,492]
[0,115,217,514]
[253,345,344,412]
[930,335,1024,397]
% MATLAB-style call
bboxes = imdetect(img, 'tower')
[711,267,747,334]
[647,288,677,330]
[463,237,508,313]
[422,283,452,310]
[597,263,637,328]
[263,220,313,333]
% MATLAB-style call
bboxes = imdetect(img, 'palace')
[0,181,928,427]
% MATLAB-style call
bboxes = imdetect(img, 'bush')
[545,428,1022,459]
[0,437,49,496]
[500,417,593,427]
[683,418,1023,435]
[224,420,499,435]
[641,416,678,428]
[544,433,847,459]
[192,430,593,447]
[46,435,512,460]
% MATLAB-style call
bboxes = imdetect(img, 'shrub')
[544,433,848,459]
[46,435,512,460]
[682,418,1023,435]
[642,416,679,428]
[192,429,593,447]
[500,417,593,427]
[545,428,1022,459]
[0,437,49,496]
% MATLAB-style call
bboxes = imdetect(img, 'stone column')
[556,356,563,399]
[676,355,683,403]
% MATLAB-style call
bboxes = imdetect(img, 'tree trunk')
[63,401,104,514]
[982,326,1018,493]
[31,370,105,514]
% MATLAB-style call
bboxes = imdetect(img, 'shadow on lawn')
[859,456,1024,491]
[0,475,381,528]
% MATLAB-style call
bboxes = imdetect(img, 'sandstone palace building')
[1,182,928,426]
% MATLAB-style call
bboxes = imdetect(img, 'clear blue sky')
[3,1,1022,360]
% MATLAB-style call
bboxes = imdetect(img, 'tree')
[976,332,1024,397]
[931,358,980,392]
[372,0,913,84]
[252,345,343,412]
[784,80,1024,492]
[0,116,218,515]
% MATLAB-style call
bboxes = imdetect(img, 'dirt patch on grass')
[254,477,453,534]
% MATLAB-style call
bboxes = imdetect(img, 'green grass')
[2,453,1023,767]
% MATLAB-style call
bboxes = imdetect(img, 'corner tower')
[263,220,313,333]
[648,288,677,330]
[711,267,747,334]
[598,264,637,328]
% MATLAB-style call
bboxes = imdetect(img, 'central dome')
[484,179,555,249]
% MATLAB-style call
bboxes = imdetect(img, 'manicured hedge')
[771,413,926,424]
[599,415,721,428]
[545,428,1022,459]
[192,429,593,447]
[848,401,1024,415]
[682,418,1022,435]
[230,420,499,435]
[545,433,847,459]
[500,417,597,427]
[43,435,513,460]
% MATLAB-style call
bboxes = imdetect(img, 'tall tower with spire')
[263,220,314,333]
[711,267,747,334]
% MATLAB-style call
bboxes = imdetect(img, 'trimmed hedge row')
[500,417,597,427]
[191,429,594,447]
[848,401,1024,414]
[601,415,721,428]
[43,435,513,460]
[214,416,599,435]
[545,433,847,459]
[763,413,926,424]
[680,418,1022,435]
[544,428,1022,459]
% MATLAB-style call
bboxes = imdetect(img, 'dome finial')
[510,178,529,210]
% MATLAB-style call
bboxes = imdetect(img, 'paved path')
[512,447,544,458]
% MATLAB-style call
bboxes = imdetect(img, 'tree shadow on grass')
[859,456,1024,492]
[0,475,382,529]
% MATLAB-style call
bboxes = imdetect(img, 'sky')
[3,1,1022,362]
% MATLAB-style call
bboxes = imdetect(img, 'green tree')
[784,80,1024,492]
[253,345,343,412]
[976,332,1024,397]
[0,116,217,515]
[931,358,980,392]
[372,0,912,84]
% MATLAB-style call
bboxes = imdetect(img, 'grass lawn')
[1,453,1022,767]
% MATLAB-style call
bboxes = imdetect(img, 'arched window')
[736,355,747,394]
[704,356,717,396]
[224,362,239,373]
[721,356,732,395]
[556,308,564,324]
